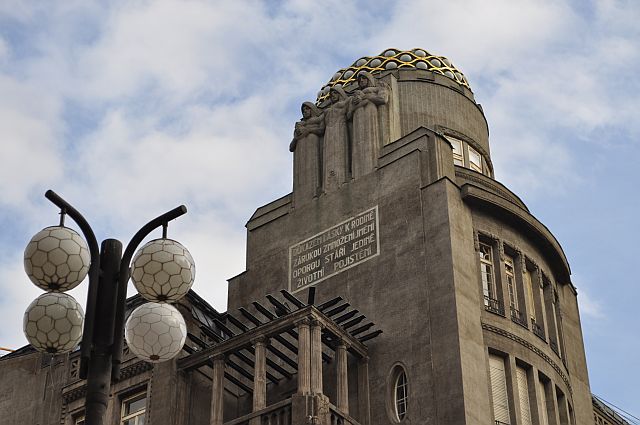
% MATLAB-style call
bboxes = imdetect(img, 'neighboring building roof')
[593,394,633,425]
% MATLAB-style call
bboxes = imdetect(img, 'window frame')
[387,364,409,423]
[505,255,518,310]
[394,369,408,421]
[467,145,483,173]
[479,242,496,305]
[120,390,147,425]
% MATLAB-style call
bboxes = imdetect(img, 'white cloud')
[576,286,605,320]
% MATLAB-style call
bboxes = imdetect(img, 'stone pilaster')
[357,356,371,425]
[296,318,311,395]
[310,319,323,395]
[336,339,349,414]
[210,354,225,425]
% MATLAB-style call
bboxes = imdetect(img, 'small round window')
[388,364,408,422]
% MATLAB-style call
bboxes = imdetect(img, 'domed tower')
[228,49,594,425]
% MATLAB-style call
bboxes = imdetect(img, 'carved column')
[210,354,225,425]
[252,337,268,413]
[336,339,349,414]
[310,319,324,395]
[357,356,371,425]
[296,318,311,394]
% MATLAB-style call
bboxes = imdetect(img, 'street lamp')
[22,190,195,425]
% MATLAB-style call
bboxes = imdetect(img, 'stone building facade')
[1,48,598,425]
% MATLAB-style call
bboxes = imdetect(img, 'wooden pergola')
[177,290,382,425]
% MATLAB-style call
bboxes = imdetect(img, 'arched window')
[388,364,408,422]
[394,369,408,421]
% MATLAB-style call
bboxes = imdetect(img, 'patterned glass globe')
[125,302,186,363]
[23,292,84,354]
[130,239,195,302]
[24,226,90,292]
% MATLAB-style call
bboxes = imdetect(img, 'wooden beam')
[239,307,263,326]
[213,318,236,338]
[231,351,280,384]
[358,330,383,343]
[253,301,276,320]
[334,310,358,323]
[200,325,224,343]
[267,344,297,369]
[324,303,350,317]
[280,289,306,309]
[225,313,250,332]
[225,371,252,394]
[342,315,365,329]
[350,323,374,336]
[316,297,342,311]
[227,358,254,382]
[178,306,367,370]
[266,294,291,316]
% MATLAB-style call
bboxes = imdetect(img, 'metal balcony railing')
[531,318,546,341]
[484,296,505,316]
[510,307,528,329]
[549,337,560,356]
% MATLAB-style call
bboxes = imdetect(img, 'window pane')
[468,146,482,172]
[479,243,494,300]
[448,137,464,166]
[127,397,146,414]
[505,257,517,309]
[394,370,408,420]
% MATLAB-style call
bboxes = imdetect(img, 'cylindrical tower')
[232,48,594,425]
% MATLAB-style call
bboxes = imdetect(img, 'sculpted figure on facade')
[349,71,389,178]
[290,102,325,203]
[323,86,350,191]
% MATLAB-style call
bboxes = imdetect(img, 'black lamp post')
[23,190,188,425]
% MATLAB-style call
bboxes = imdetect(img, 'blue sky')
[0,0,638,417]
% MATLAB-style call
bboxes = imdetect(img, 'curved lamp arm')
[45,190,100,378]
[111,205,187,379]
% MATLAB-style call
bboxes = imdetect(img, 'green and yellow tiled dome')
[316,48,470,104]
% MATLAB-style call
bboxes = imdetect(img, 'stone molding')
[482,322,572,395]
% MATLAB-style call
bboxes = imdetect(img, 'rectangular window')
[448,137,464,166]
[516,366,532,425]
[538,378,549,425]
[121,392,147,425]
[489,354,511,424]
[479,243,495,305]
[505,256,518,310]
[468,145,483,172]
[524,267,536,320]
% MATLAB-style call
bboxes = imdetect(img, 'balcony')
[549,337,560,356]
[178,290,380,425]
[510,307,528,329]
[484,296,505,317]
[531,318,546,341]
[225,399,292,425]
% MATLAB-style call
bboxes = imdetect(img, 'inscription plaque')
[289,206,379,293]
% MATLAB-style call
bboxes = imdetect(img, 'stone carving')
[290,102,325,201]
[323,87,350,190]
[349,72,389,178]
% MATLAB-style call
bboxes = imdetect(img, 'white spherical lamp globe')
[23,292,84,354]
[24,226,90,292]
[130,239,195,303]
[125,302,186,363]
